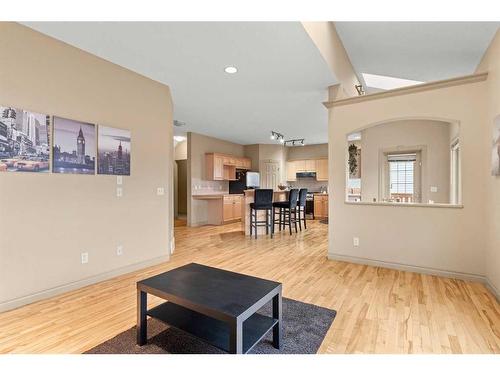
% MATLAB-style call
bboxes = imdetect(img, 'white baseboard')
[328,252,486,283]
[0,255,169,313]
[485,277,500,302]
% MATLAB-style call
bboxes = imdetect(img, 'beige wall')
[0,23,174,311]
[243,144,259,172]
[328,80,489,279]
[301,22,360,98]
[359,120,452,204]
[287,143,328,160]
[187,132,244,226]
[476,29,500,295]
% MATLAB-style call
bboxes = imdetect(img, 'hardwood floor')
[0,220,498,354]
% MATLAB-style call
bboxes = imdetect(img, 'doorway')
[175,159,188,226]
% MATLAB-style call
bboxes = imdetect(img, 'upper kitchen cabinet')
[286,158,328,181]
[294,159,316,172]
[286,161,297,181]
[206,153,251,181]
[316,158,328,181]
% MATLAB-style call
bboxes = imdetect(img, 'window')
[388,153,416,201]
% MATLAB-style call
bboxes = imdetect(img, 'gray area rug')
[86,298,336,354]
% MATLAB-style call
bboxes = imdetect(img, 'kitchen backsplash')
[288,177,327,193]
[191,178,229,195]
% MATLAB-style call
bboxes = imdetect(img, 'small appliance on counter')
[229,170,260,194]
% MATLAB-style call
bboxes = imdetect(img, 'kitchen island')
[241,189,288,236]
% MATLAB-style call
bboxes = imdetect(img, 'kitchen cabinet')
[206,153,251,181]
[316,159,328,181]
[305,159,316,172]
[223,194,242,222]
[235,157,252,169]
[286,161,297,181]
[205,154,225,180]
[286,158,327,181]
[314,194,328,218]
[295,160,306,172]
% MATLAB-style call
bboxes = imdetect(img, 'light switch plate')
[116,245,123,256]
[157,187,165,196]
[117,176,123,185]
[430,186,438,193]
[81,252,88,264]
[116,187,123,197]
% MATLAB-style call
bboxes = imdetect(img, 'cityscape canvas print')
[97,125,131,175]
[53,116,96,174]
[0,106,50,172]
[492,115,500,176]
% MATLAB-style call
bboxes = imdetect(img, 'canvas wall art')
[52,116,96,174]
[0,106,50,172]
[97,125,131,175]
[493,115,500,176]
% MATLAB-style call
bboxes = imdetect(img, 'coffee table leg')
[229,320,243,354]
[137,289,147,346]
[272,292,282,349]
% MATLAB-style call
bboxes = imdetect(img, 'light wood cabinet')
[295,160,306,172]
[206,154,225,180]
[305,159,316,172]
[286,158,328,181]
[316,159,328,181]
[206,153,251,181]
[314,194,329,218]
[286,161,297,181]
[223,195,242,222]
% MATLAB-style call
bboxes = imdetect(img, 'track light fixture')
[270,131,284,143]
[284,138,305,147]
[270,131,305,147]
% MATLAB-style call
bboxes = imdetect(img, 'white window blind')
[388,154,416,195]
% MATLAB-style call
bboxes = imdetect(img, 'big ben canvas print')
[52,116,96,174]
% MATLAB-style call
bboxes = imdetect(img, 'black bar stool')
[297,188,308,231]
[272,189,299,235]
[250,189,274,239]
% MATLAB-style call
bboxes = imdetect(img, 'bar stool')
[250,189,274,239]
[272,189,299,235]
[297,188,308,231]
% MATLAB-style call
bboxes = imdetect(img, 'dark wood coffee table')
[136,263,282,354]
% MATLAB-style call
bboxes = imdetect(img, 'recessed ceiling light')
[224,66,238,74]
[173,136,186,142]
[362,73,424,90]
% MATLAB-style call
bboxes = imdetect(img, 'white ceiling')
[22,22,336,145]
[335,22,499,88]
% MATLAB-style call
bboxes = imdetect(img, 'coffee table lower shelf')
[147,301,278,354]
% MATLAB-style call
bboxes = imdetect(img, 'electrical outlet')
[157,187,165,196]
[116,176,123,185]
[116,245,123,256]
[116,187,123,197]
[81,252,89,264]
[353,237,360,247]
